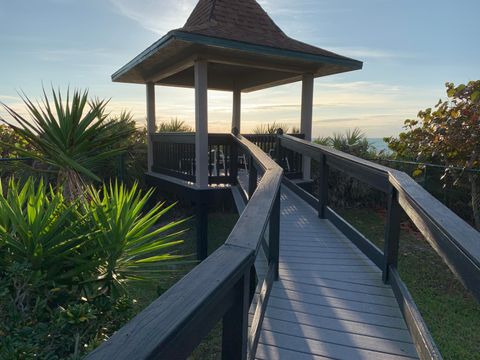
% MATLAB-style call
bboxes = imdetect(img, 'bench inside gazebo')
[87,1,480,359]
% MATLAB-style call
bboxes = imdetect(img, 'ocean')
[368,138,390,153]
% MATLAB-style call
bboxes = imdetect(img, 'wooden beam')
[195,60,209,188]
[300,73,314,180]
[232,89,241,132]
[203,52,314,75]
[146,83,156,172]
[145,56,195,83]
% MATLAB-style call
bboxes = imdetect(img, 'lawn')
[338,207,480,360]
[127,212,238,360]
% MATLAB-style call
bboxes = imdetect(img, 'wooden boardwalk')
[250,186,418,360]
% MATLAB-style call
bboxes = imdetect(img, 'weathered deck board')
[253,186,418,359]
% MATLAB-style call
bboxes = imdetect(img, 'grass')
[127,212,239,360]
[338,207,480,360]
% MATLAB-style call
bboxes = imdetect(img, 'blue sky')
[0,0,478,137]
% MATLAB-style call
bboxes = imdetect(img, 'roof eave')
[172,30,363,70]
[111,31,177,82]
[111,30,363,83]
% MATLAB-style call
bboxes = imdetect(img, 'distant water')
[368,138,390,153]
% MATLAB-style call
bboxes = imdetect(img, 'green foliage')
[0,124,34,158]
[313,128,381,207]
[0,178,187,358]
[252,121,290,134]
[0,88,135,199]
[315,128,376,159]
[96,111,147,184]
[84,182,188,296]
[158,117,193,132]
[385,80,480,229]
[0,178,89,287]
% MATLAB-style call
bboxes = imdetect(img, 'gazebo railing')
[151,133,237,184]
[86,133,283,360]
[150,132,305,184]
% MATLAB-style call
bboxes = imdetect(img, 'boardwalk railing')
[151,133,237,184]
[151,132,303,183]
[87,133,283,360]
[278,132,480,359]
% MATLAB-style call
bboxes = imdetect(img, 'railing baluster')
[269,189,281,280]
[222,269,250,360]
[383,185,401,283]
[318,154,329,219]
[231,141,239,184]
[248,156,258,199]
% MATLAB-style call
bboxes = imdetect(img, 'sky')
[0,0,479,138]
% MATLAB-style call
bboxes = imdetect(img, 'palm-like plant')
[252,121,290,134]
[85,182,188,297]
[0,89,134,199]
[157,118,193,133]
[315,128,375,159]
[0,178,89,283]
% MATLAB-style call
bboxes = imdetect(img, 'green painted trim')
[111,30,363,82]
[173,31,363,69]
[111,31,176,81]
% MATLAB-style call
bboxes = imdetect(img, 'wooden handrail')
[87,133,283,360]
[279,133,480,301]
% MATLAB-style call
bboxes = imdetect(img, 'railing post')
[196,190,209,261]
[275,128,283,166]
[231,128,239,184]
[248,156,258,199]
[222,269,250,360]
[318,154,328,218]
[383,185,401,283]
[269,188,281,280]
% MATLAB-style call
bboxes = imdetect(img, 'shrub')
[0,178,186,358]
[312,128,382,208]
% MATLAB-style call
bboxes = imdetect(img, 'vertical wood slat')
[269,189,281,280]
[318,154,329,219]
[248,155,258,199]
[383,185,401,283]
[222,269,250,360]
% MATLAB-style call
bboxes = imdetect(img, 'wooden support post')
[196,190,209,261]
[232,89,241,133]
[383,185,401,283]
[275,128,283,166]
[269,189,281,280]
[195,60,209,188]
[231,128,239,185]
[248,156,258,199]
[222,270,250,360]
[318,154,328,218]
[146,83,156,172]
[301,73,314,180]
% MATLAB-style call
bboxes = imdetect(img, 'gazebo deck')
[250,187,418,359]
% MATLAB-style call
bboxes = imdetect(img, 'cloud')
[326,46,414,60]
[109,0,197,34]
[33,48,114,62]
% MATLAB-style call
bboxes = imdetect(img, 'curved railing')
[278,133,480,360]
[87,133,283,360]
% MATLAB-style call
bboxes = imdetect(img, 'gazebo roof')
[112,0,362,92]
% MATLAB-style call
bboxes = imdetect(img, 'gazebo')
[112,0,362,188]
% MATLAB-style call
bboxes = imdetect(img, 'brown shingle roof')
[179,0,350,61]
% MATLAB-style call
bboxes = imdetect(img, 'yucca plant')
[0,178,89,283]
[0,88,134,199]
[252,121,290,134]
[157,117,193,132]
[84,182,188,297]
